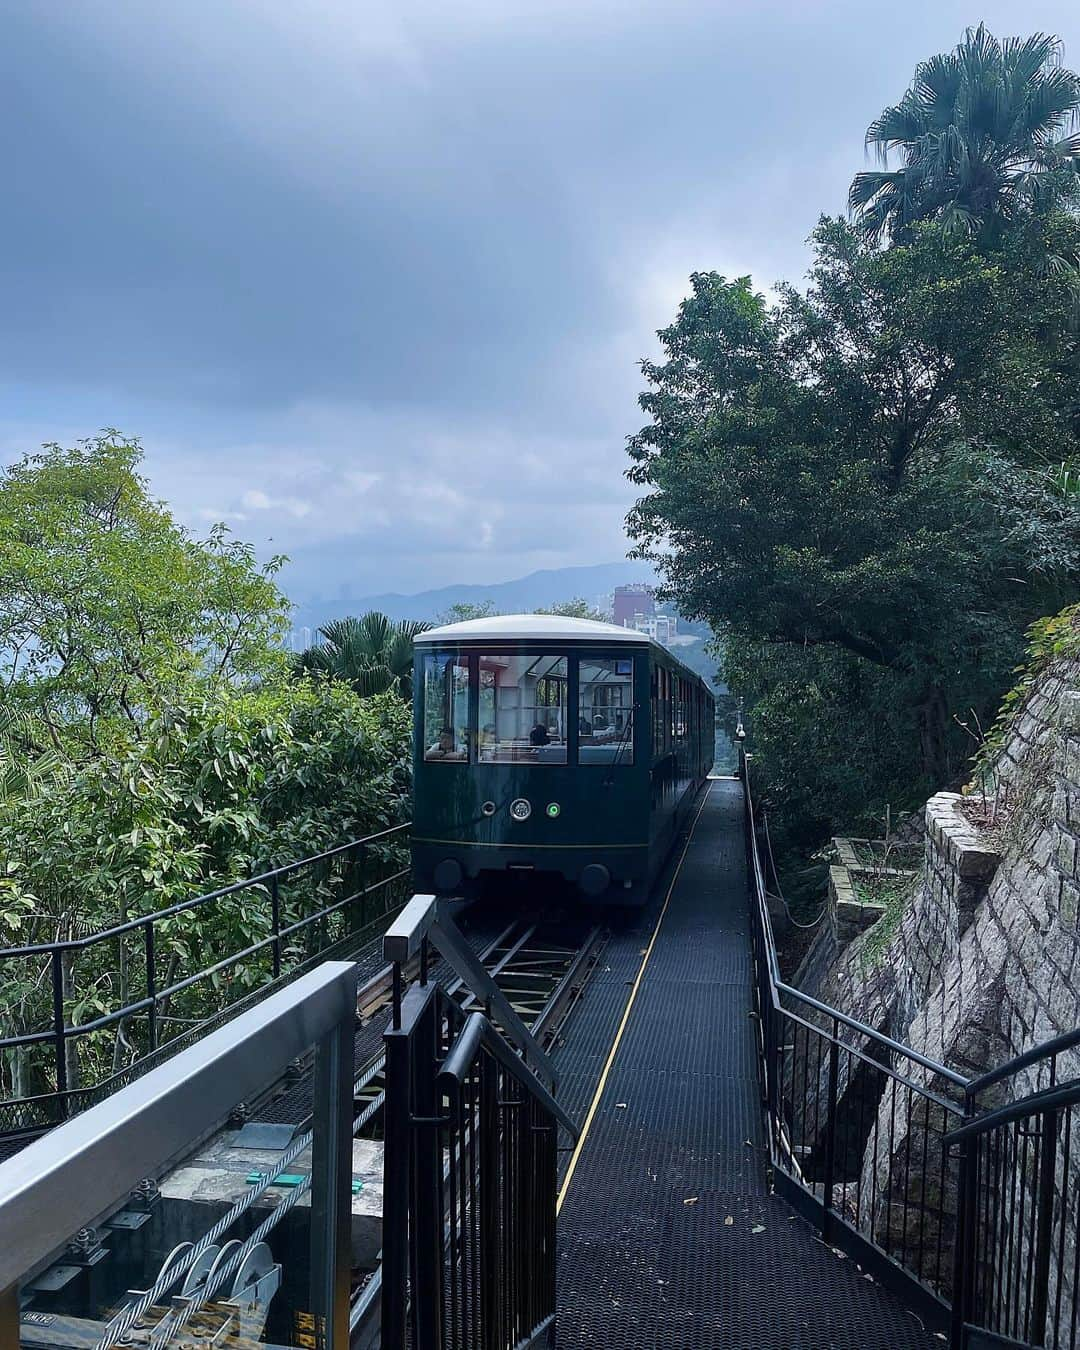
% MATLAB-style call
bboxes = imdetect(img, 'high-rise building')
[612,585,677,646]
[613,584,654,628]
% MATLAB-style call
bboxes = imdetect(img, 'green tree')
[627,219,1080,835]
[0,433,289,755]
[534,598,610,621]
[293,612,431,699]
[0,434,416,1106]
[433,601,498,624]
[850,26,1080,242]
[0,681,411,1100]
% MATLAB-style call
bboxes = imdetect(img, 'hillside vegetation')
[629,25,1080,864]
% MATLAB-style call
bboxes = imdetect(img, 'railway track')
[17,906,607,1350]
[351,916,603,1139]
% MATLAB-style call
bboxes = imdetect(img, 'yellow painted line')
[556,781,714,1214]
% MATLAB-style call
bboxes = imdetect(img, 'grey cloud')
[3,0,1078,593]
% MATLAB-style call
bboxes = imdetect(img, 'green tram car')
[411,614,714,906]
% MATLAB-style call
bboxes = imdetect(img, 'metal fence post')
[270,875,282,979]
[822,1026,840,1242]
[949,1089,977,1350]
[411,991,444,1350]
[310,986,356,1350]
[354,843,367,934]
[479,1053,500,1350]
[50,949,68,1119]
[144,924,157,1053]
[382,992,411,1350]
[1030,1108,1059,1347]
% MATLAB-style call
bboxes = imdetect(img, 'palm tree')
[293,612,431,700]
[0,704,66,801]
[850,26,1080,242]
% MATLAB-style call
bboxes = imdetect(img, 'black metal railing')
[741,746,1080,1349]
[0,822,410,1135]
[948,1045,1080,1349]
[380,895,576,1349]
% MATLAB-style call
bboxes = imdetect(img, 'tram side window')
[659,667,667,759]
[478,654,568,764]
[579,656,634,764]
[422,653,469,761]
[650,665,659,760]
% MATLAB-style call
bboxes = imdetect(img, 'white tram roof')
[415,613,656,646]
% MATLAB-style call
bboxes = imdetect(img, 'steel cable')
[761,808,827,930]
[102,1056,390,1350]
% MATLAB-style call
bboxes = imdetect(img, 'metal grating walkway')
[554,779,939,1350]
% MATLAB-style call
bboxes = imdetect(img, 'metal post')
[950,1089,977,1350]
[411,992,444,1350]
[144,924,157,1053]
[310,993,356,1350]
[822,1027,840,1242]
[355,843,367,933]
[1030,1108,1059,1346]
[479,1054,500,1350]
[382,1018,411,1350]
[270,875,282,979]
[50,949,68,1118]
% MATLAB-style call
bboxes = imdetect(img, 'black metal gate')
[380,897,576,1350]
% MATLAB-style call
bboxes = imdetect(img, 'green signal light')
[546,802,561,819]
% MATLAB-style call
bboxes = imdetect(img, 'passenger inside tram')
[477,654,569,764]
[421,651,635,765]
[426,726,465,760]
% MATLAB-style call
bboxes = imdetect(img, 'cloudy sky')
[3,1,1079,602]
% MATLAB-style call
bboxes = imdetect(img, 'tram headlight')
[509,798,532,822]
[546,802,561,820]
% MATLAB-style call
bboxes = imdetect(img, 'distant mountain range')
[284,557,730,695]
[287,560,658,633]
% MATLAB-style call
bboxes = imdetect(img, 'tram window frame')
[650,664,659,761]
[477,653,568,764]
[578,654,635,766]
[421,652,470,762]
[659,667,670,758]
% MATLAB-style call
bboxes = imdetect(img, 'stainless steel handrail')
[0,960,358,1347]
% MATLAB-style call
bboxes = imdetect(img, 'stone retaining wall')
[797,655,1080,1081]
[785,654,1080,1306]
[828,863,886,945]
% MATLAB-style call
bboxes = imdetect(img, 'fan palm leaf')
[292,612,431,700]
[0,705,66,802]
[853,24,1080,241]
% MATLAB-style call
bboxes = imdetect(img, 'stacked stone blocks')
[1056,692,1080,929]
[789,657,1080,1322]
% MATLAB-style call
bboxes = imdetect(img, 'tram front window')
[579,656,634,764]
[422,653,469,761]
[478,654,568,763]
